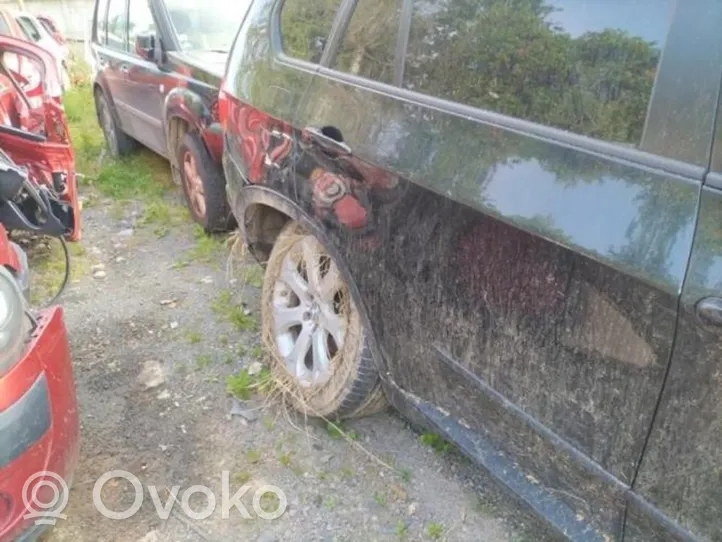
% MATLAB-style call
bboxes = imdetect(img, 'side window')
[17,17,41,42]
[280,0,343,63]
[106,0,128,52]
[403,0,673,146]
[331,0,402,84]
[95,0,108,44]
[128,0,155,53]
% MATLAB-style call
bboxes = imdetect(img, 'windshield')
[165,0,251,52]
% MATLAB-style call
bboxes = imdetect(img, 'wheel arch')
[164,88,222,184]
[235,185,391,377]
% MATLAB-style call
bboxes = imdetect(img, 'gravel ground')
[41,186,535,542]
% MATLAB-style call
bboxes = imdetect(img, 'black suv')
[221,0,722,540]
[90,0,252,230]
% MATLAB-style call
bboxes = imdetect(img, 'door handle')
[120,65,130,74]
[303,126,351,155]
[696,297,722,326]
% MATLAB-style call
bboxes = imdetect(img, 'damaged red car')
[0,35,79,541]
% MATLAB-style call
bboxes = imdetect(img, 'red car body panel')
[0,225,79,542]
[0,35,80,240]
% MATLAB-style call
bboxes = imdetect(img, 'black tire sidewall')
[177,131,234,232]
[95,89,134,157]
[96,91,120,157]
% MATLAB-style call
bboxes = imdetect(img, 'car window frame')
[271,0,712,182]
[127,0,157,58]
[93,0,109,44]
[322,0,408,86]
[105,0,130,52]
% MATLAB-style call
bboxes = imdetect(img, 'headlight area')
[0,265,30,376]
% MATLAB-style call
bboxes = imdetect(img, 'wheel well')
[243,203,291,264]
[167,116,190,183]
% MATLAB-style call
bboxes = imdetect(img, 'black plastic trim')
[0,374,50,469]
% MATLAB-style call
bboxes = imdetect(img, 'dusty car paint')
[222,0,722,540]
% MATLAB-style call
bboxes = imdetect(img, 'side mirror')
[135,32,158,62]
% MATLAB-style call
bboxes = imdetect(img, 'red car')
[0,34,79,541]
[0,224,78,542]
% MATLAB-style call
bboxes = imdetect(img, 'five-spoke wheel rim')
[271,235,348,387]
[182,151,206,219]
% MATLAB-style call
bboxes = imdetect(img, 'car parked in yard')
[14,12,70,91]
[90,0,252,232]
[0,35,79,542]
[221,0,722,540]
[36,14,67,47]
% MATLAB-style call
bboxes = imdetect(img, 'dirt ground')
[29,185,539,542]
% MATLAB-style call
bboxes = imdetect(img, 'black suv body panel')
[223,0,722,540]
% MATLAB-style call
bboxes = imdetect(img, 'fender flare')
[234,184,390,376]
[163,87,222,162]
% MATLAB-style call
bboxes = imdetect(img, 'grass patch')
[212,290,257,331]
[259,491,281,514]
[187,225,226,263]
[185,330,202,344]
[396,520,408,537]
[420,432,452,455]
[323,495,339,511]
[25,237,92,305]
[195,354,213,370]
[232,471,251,485]
[246,449,261,464]
[326,420,358,441]
[426,522,445,540]
[226,367,273,400]
[374,492,387,506]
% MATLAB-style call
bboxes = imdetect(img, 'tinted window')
[95,0,108,44]
[128,0,155,52]
[280,0,343,63]
[332,0,402,84]
[17,17,41,42]
[106,0,128,51]
[403,0,673,145]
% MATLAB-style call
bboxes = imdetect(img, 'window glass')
[403,0,674,146]
[128,0,155,52]
[165,0,251,52]
[331,0,402,84]
[280,0,343,63]
[106,0,128,51]
[95,0,108,44]
[17,17,41,42]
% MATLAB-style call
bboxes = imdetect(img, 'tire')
[95,89,135,157]
[261,221,387,419]
[177,131,235,232]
